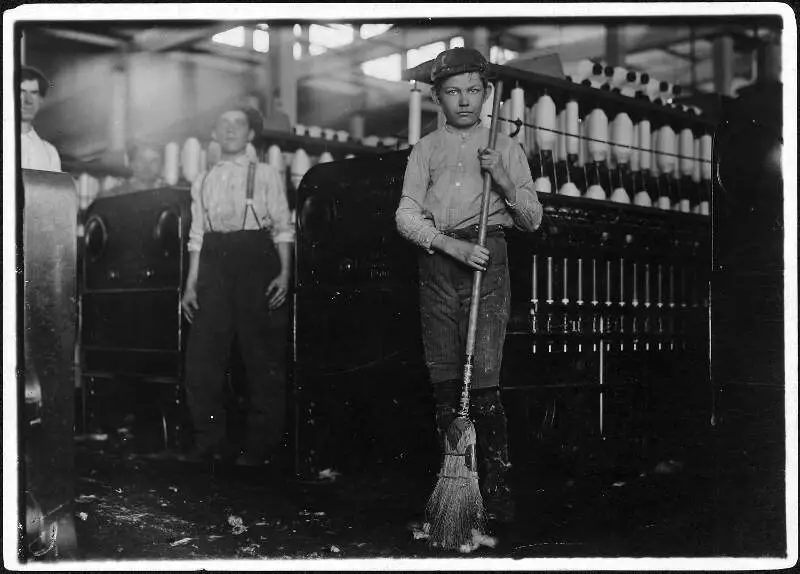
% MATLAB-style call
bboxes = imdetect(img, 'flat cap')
[430,47,489,83]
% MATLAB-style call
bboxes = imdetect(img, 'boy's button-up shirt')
[396,123,542,252]
[188,153,294,253]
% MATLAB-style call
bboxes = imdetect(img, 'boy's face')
[433,72,488,130]
[214,110,254,155]
[20,79,43,123]
[130,147,163,185]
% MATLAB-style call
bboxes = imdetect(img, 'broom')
[425,79,505,552]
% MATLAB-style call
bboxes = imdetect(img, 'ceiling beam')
[660,46,698,62]
[512,25,728,66]
[131,23,250,52]
[37,27,128,48]
[192,40,267,65]
[295,26,462,79]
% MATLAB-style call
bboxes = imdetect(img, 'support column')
[605,25,625,68]
[712,35,735,96]
[109,53,129,152]
[466,27,490,59]
[349,114,364,141]
[757,35,782,84]
[270,25,298,126]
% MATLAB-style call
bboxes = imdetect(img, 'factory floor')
[67,415,786,565]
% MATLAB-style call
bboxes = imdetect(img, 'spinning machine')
[293,59,715,476]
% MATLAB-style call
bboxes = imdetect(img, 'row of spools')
[407,66,712,215]
[293,124,410,150]
[75,139,348,211]
[569,59,688,107]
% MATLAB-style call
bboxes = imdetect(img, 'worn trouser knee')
[470,387,512,495]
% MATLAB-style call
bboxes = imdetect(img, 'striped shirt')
[396,122,542,251]
[188,153,294,253]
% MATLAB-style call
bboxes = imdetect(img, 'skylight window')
[253,29,269,53]
[407,41,446,69]
[212,26,246,48]
[360,24,392,39]
[361,53,402,82]
[490,46,519,64]
[309,24,354,49]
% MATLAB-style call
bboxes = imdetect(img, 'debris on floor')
[227,515,248,535]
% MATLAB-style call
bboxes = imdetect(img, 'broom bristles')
[425,417,485,550]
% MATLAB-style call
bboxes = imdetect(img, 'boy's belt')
[441,224,506,241]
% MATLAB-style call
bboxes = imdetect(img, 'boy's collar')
[218,152,252,166]
[443,119,483,138]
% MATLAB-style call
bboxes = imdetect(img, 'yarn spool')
[699,133,712,216]
[510,86,526,146]
[163,142,180,186]
[500,99,512,137]
[290,148,311,191]
[645,78,661,102]
[678,127,695,212]
[609,112,633,204]
[181,137,202,184]
[267,144,285,181]
[558,105,580,197]
[632,120,652,207]
[656,125,676,210]
[585,107,609,200]
[534,93,557,194]
[575,59,604,82]
[691,137,702,214]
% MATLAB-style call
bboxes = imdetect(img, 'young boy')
[396,47,543,521]
[100,141,166,197]
[180,104,294,466]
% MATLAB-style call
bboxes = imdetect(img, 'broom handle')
[459,79,505,418]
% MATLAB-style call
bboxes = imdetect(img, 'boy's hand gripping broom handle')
[459,79,505,418]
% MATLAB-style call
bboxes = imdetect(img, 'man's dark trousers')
[184,229,289,458]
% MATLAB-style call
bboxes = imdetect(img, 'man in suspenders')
[181,105,294,467]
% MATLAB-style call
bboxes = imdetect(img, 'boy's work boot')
[471,387,516,523]
[432,378,461,451]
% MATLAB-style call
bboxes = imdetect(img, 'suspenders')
[242,162,263,230]
[198,160,264,233]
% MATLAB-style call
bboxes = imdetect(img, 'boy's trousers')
[417,226,513,500]
[417,225,510,390]
[184,229,289,457]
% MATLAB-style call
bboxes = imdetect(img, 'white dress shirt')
[21,128,61,172]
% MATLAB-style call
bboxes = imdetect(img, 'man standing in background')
[20,65,61,172]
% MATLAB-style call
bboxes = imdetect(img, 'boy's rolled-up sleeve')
[261,164,295,243]
[504,142,543,232]
[187,171,207,253]
[396,141,439,252]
